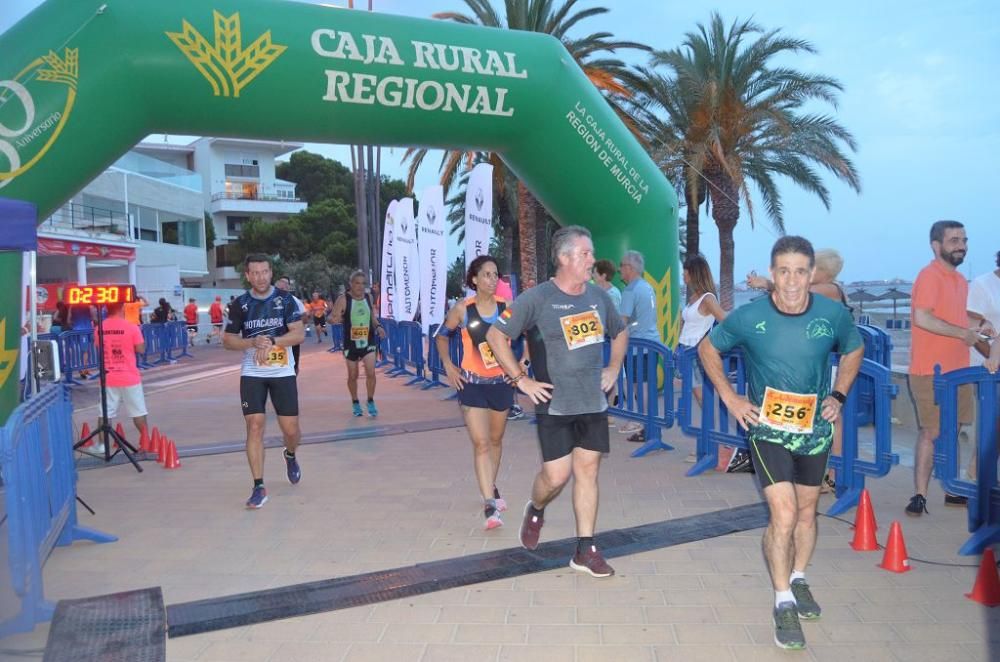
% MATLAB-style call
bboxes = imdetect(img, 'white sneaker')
[618,422,643,434]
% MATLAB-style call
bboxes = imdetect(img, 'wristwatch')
[830,390,846,405]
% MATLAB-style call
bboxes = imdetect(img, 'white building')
[36,137,307,311]
[134,138,306,288]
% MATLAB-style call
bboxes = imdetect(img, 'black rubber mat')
[44,587,165,661]
[166,502,768,637]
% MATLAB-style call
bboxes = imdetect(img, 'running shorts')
[458,382,514,412]
[344,345,377,362]
[106,383,148,418]
[240,376,299,416]
[187,324,198,333]
[536,411,610,462]
[749,437,829,488]
[313,316,327,328]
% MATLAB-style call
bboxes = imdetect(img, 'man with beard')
[906,221,996,516]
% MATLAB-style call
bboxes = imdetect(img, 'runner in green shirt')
[699,236,864,650]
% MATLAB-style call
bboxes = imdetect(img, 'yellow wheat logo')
[36,48,79,89]
[0,319,16,390]
[166,11,286,98]
[644,268,681,347]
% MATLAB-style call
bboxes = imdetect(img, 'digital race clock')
[64,284,136,306]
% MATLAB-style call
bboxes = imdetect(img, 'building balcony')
[209,192,306,215]
[40,203,132,242]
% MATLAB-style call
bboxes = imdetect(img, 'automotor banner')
[392,198,420,322]
[379,200,397,319]
[464,163,494,275]
[417,185,446,335]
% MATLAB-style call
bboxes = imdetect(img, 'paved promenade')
[1,343,997,661]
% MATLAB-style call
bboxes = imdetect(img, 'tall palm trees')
[404,0,648,284]
[640,13,861,308]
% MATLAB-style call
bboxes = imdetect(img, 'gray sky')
[4,0,998,283]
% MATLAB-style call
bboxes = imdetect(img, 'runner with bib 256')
[698,236,864,651]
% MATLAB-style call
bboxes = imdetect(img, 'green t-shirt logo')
[754,321,767,334]
[806,318,835,340]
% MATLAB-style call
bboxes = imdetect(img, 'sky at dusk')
[3,0,998,284]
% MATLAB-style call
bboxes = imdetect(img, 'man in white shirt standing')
[967,250,1000,365]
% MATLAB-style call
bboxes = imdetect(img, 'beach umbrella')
[848,288,879,314]
[879,287,910,318]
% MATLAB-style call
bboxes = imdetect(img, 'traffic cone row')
[79,422,94,448]
[847,489,1000,606]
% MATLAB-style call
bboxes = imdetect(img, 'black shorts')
[749,437,829,488]
[187,324,198,333]
[313,316,327,328]
[536,411,610,462]
[458,382,514,412]
[212,322,223,329]
[344,345,377,362]
[240,376,299,417]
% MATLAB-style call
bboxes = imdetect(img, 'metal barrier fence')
[854,325,893,426]
[606,339,676,458]
[0,384,117,637]
[424,324,461,391]
[934,365,1000,555]
[676,346,898,516]
[51,322,193,380]
[327,323,344,353]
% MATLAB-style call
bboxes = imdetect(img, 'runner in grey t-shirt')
[487,225,629,579]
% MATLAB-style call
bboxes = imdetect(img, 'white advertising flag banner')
[417,185,447,335]
[379,200,397,319]
[392,197,420,322]
[464,162,494,274]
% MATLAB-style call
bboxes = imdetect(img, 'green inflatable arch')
[0,0,678,419]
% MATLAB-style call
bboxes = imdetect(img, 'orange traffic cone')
[150,428,162,457]
[79,422,91,441]
[114,422,126,441]
[163,441,181,470]
[850,489,879,551]
[139,426,150,452]
[156,437,168,464]
[965,548,1000,607]
[878,521,912,573]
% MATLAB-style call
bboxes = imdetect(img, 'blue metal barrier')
[854,325,893,426]
[933,365,1000,555]
[0,384,116,637]
[824,356,899,516]
[400,321,427,385]
[606,339,675,458]
[382,319,410,376]
[57,331,98,385]
[375,318,392,367]
[166,321,192,360]
[424,324,455,391]
[678,347,749,475]
[327,323,344,353]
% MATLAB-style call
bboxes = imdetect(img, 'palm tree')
[403,0,649,285]
[644,13,861,308]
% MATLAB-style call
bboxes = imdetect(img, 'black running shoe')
[905,494,928,516]
[727,449,754,473]
[944,494,968,507]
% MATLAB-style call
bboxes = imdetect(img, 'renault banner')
[417,185,446,334]
[392,198,419,322]
[463,163,494,275]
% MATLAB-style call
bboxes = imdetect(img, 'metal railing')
[40,203,130,239]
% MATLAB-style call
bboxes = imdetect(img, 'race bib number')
[350,326,369,342]
[760,386,817,434]
[266,346,289,368]
[478,341,499,369]
[559,310,604,350]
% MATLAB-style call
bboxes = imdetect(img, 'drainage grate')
[44,587,165,662]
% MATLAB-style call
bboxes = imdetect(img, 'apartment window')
[160,211,202,248]
[224,181,258,199]
[224,163,259,178]
[226,215,250,236]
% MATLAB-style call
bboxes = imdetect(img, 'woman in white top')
[679,255,727,405]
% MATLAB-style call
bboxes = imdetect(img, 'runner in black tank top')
[330,271,386,417]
